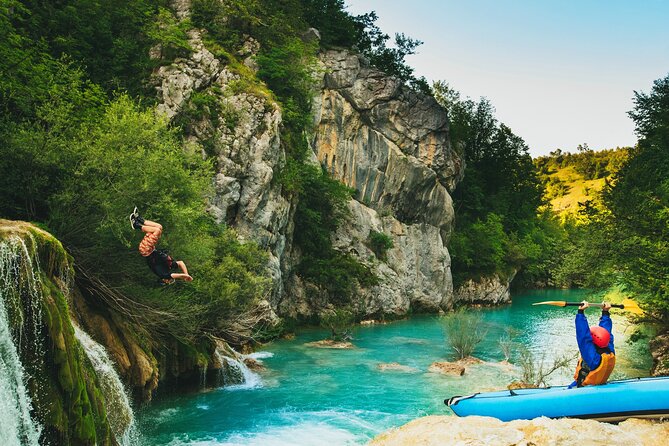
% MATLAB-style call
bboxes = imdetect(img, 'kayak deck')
[445,377,669,422]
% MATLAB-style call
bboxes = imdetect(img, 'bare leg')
[141,219,163,230]
[138,224,162,257]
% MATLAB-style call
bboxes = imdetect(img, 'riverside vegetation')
[1,0,669,443]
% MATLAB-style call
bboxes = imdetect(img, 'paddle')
[532,298,643,315]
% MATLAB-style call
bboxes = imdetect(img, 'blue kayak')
[445,376,669,422]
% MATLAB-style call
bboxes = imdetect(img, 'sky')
[346,0,669,157]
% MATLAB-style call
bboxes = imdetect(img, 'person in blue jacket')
[568,301,616,388]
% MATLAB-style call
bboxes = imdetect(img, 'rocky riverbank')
[370,415,669,446]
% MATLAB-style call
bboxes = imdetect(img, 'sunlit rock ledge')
[369,415,669,446]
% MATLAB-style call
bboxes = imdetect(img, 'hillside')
[535,147,629,219]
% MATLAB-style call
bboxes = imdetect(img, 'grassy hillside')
[535,147,629,220]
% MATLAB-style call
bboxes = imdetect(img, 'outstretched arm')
[176,260,189,276]
[170,272,193,282]
[576,301,601,369]
[171,261,192,281]
[599,302,614,353]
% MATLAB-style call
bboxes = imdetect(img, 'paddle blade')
[621,298,644,315]
[532,301,567,307]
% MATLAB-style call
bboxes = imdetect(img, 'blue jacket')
[568,311,614,388]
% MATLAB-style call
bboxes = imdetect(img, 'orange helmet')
[590,326,610,348]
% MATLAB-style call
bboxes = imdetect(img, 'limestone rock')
[305,339,355,349]
[428,361,466,376]
[370,415,669,446]
[152,20,292,304]
[283,49,464,319]
[154,29,222,120]
[243,357,265,371]
[454,272,516,305]
[650,331,669,376]
[377,362,419,373]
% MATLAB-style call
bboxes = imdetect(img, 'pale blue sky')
[347,0,669,157]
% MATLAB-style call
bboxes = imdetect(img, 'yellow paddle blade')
[621,298,644,315]
[532,301,567,307]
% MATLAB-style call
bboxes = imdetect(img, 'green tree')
[433,81,548,286]
[603,74,669,322]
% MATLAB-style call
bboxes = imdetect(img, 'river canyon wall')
[152,1,466,320]
[282,49,463,318]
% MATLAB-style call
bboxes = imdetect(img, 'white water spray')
[73,326,138,446]
[0,236,43,446]
[214,347,263,390]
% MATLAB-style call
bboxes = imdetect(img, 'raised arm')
[576,302,601,370]
[598,302,614,354]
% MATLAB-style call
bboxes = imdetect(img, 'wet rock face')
[0,221,115,445]
[370,415,669,446]
[72,290,159,401]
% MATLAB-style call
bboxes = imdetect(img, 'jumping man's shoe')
[129,207,144,230]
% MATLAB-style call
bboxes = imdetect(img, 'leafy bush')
[517,348,576,387]
[293,166,378,303]
[146,8,193,62]
[442,310,487,360]
[433,82,549,286]
[368,230,394,261]
[320,307,354,341]
[7,0,165,97]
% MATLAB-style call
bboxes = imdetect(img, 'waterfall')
[73,326,138,446]
[0,236,43,446]
[214,347,263,390]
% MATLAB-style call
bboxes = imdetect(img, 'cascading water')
[214,347,263,390]
[73,325,138,446]
[0,236,43,446]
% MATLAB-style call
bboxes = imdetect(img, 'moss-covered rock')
[0,219,115,445]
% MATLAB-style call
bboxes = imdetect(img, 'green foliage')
[539,74,669,326]
[602,74,669,322]
[535,146,629,183]
[442,309,487,360]
[320,307,354,341]
[146,7,193,62]
[12,0,165,97]
[434,81,548,286]
[293,166,378,302]
[368,230,394,261]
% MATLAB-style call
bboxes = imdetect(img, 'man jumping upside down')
[130,207,193,284]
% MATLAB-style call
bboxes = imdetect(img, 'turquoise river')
[137,290,652,445]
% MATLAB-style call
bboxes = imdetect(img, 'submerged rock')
[305,339,355,349]
[370,415,669,446]
[377,362,419,373]
[428,362,466,376]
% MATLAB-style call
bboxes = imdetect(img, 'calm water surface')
[138,289,651,445]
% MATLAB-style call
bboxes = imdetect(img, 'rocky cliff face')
[370,415,669,446]
[153,7,291,307]
[453,272,517,305]
[151,6,465,319]
[280,50,463,318]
